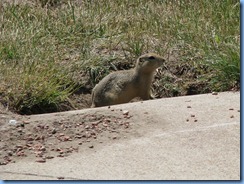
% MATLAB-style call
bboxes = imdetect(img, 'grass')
[0,0,240,114]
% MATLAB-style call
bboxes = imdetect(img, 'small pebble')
[27,137,34,141]
[230,115,234,118]
[26,143,32,147]
[63,136,71,141]
[187,105,191,108]
[124,123,129,128]
[51,128,57,134]
[59,150,64,154]
[229,108,234,110]
[75,135,82,139]
[7,151,13,156]
[9,120,17,125]
[88,145,94,148]
[212,92,218,95]
[45,156,54,159]
[123,110,129,115]
[124,115,132,119]
[16,145,23,148]
[0,161,8,165]
[40,146,46,151]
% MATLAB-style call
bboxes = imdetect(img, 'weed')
[208,44,240,91]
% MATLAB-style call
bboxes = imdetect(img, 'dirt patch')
[0,106,132,165]
[68,93,92,110]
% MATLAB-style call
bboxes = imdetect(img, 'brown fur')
[91,53,165,107]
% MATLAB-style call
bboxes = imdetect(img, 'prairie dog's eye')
[148,56,155,60]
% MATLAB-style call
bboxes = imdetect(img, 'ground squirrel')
[91,53,165,107]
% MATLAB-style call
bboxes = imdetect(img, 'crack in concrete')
[152,121,240,137]
[0,171,86,180]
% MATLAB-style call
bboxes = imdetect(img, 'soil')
[0,104,133,165]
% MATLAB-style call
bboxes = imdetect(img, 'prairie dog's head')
[136,53,165,73]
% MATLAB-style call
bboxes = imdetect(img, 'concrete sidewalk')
[0,92,240,180]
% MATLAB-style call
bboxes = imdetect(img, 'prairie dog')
[91,53,165,107]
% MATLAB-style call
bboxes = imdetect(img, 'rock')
[51,128,57,134]
[212,92,218,95]
[45,156,54,159]
[9,120,17,125]
[88,145,94,148]
[123,110,129,115]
